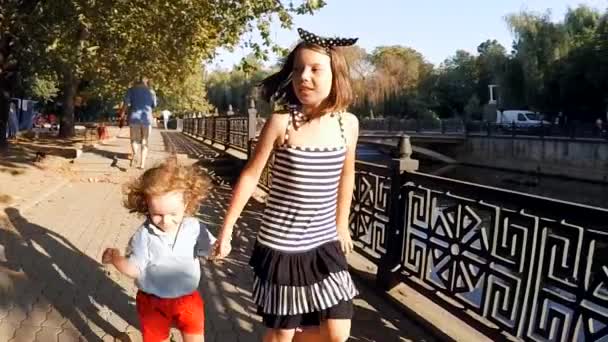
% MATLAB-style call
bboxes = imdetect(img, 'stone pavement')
[0,127,435,341]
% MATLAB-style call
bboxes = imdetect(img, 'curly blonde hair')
[123,157,211,216]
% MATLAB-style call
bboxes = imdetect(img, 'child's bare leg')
[182,332,204,342]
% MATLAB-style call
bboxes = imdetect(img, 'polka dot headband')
[297,28,358,49]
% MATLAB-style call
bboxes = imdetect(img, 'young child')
[213,28,360,342]
[102,158,214,342]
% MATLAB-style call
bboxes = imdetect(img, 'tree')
[156,63,210,115]
[506,10,570,110]
[475,40,507,105]
[0,0,40,148]
[434,50,478,117]
[205,62,273,116]
[368,46,432,117]
[3,0,327,138]
[342,46,372,116]
[22,74,60,103]
[564,5,600,46]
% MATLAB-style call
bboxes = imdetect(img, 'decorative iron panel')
[196,118,203,137]
[398,172,608,341]
[229,117,249,151]
[249,138,273,192]
[215,118,228,143]
[349,161,394,263]
[203,118,213,140]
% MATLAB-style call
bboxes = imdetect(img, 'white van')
[496,110,549,130]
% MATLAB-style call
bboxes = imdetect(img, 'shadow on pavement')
[0,207,137,341]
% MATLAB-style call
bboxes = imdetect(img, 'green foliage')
[22,74,60,102]
[205,4,608,122]
[1,0,327,136]
[206,62,273,116]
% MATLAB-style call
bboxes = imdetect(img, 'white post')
[488,84,497,104]
[396,135,419,172]
[248,99,258,140]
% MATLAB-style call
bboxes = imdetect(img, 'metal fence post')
[226,118,231,146]
[248,101,258,141]
[211,117,216,142]
[376,160,404,291]
[376,135,419,291]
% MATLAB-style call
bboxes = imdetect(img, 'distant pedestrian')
[7,102,18,140]
[161,109,171,130]
[102,158,214,342]
[123,76,157,169]
[595,118,604,137]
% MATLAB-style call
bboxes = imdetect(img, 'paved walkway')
[0,128,434,341]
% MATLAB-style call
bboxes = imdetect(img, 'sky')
[208,0,607,70]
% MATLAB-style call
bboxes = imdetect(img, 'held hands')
[211,231,232,260]
[102,248,120,265]
[337,229,354,255]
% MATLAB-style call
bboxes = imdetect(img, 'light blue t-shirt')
[124,85,157,126]
[126,217,216,298]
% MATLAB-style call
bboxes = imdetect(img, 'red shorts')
[136,290,204,342]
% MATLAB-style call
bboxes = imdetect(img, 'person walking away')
[123,76,157,169]
[7,102,18,140]
[161,109,171,130]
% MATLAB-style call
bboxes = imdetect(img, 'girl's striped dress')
[249,110,358,325]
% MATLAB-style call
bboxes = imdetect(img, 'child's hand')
[211,235,232,260]
[102,248,120,264]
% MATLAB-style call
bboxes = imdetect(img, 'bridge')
[182,113,608,341]
[224,115,607,182]
[356,123,608,183]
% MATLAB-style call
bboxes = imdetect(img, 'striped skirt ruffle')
[249,240,358,316]
[252,270,358,315]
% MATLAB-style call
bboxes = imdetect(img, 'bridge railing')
[362,117,608,140]
[184,114,251,153]
[361,164,608,340]
[184,115,608,340]
[361,117,465,134]
[183,114,273,191]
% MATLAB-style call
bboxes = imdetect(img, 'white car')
[497,110,550,131]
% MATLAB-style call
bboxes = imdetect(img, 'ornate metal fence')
[248,138,274,192]
[228,117,250,151]
[183,115,250,153]
[368,169,608,341]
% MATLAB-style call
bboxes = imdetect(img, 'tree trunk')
[58,69,79,138]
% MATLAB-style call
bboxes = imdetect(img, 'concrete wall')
[456,136,608,183]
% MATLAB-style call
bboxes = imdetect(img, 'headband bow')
[297,28,358,48]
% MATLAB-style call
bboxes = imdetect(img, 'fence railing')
[361,118,608,140]
[183,114,252,152]
[353,165,608,341]
[184,115,608,341]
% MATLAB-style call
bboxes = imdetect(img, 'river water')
[356,144,608,209]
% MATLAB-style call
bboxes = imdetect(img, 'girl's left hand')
[337,229,353,255]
